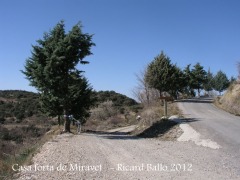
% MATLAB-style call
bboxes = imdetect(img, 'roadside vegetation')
[215,82,240,116]
[0,90,56,179]
[133,51,233,102]
[132,100,182,140]
[0,125,60,180]
[214,62,240,115]
[84,90,142,131]
[0,90,140,179]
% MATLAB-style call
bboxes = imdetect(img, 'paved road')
[177,98,240,146]
[177,98,240,173]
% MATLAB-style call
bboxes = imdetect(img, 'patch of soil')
[157,123,183,141]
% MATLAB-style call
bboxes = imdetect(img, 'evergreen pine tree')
[213,70,229,95]
[145,51,173,97]
[145,51,185,99]
[22,21,95,132]
[167,64,186,99]
[203,68,214,95]
[183,64,195,97]
[191,62,207,96]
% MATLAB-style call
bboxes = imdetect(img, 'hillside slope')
[216,83,240,116]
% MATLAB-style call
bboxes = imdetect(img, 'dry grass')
[83,101,140,131]
[0,125,61,180]
[132,101,181,139]
[214,83,240,116]
[83,114,135,132]
[135,102,179,128]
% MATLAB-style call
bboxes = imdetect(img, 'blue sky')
[0,0,240,98]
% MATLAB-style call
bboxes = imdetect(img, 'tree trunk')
[164,99,168,117]
[58,115,61,126]
[159,90,162,98]
[64,109,71,132]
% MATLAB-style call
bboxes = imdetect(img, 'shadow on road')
[181,118,200,123]
[84,130,140,140]
[84,118,200,140]
[98,134,140,140]
[175,98,213,104]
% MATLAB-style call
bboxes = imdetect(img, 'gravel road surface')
[15,98,240,179]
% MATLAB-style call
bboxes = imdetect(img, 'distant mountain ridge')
[92,90,138,107]
[0,90,40,123]
[0,90,138,123]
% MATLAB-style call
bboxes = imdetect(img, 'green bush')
[0,127,23,143]
[15,110,25,120]
[129,104,143,113]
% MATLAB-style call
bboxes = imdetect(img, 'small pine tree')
[203,68,214,95]
[213,70,230,95]
[167,64,186,99]
[191,62,207,96]
[145,51,186,99]
[183,64,195,97]
[145,51,175,97]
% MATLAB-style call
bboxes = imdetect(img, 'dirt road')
[16,124,240,180]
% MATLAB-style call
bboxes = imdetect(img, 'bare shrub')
[139,105,164,127]
[83,120,99,131]
[109,116,125,126]
[90,101,117,121]
[133,67,161,106]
